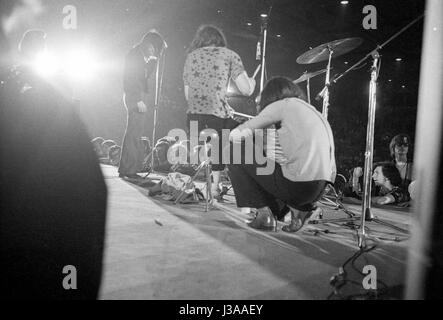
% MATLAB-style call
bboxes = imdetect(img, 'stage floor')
[98,165,411,300]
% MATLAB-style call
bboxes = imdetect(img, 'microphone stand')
[309,14,424,247]
[332,13,424,85]
[259,19,268,92]
[146,45,167,177]
[258,7,272,93]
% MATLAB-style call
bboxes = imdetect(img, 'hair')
[101,139,116,148]
[91,137,104,145]
[259,77,307,111]
[141,29,165,55]
[389,133,411,159]
[18,29,46,57]
[187,25,227,54]
[374,162,403,187]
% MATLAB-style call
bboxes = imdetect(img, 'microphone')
[259,13,269,33]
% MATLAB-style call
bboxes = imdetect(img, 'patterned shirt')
[183,46,245,118]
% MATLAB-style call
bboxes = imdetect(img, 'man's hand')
[353,167,363,178]
[137,101,148,113]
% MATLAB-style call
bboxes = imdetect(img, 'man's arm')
[233,71,256,96]
[184,85,189,101]
[230,99,285,142]
[373,194,396,205]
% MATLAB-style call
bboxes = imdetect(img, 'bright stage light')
[65,48,98,81]
[34,51,59,77]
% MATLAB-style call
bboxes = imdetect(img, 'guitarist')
[119,30,165,179]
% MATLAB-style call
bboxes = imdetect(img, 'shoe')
[275,205,290,222]
[247,207,277,231]
[282,207,313,233]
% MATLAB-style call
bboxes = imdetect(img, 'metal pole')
[259,27,267,92]
[359,51,379,248]
[307,78,311,105]
[322,47,333,119]
[150,50,166,172]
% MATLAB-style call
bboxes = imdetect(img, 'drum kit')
[291,29,422,246]
[231,16,423,245]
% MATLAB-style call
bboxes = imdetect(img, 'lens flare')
[65,47,98,81]
[34,50,59,77]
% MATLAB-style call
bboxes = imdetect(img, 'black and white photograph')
[0,0,442,304]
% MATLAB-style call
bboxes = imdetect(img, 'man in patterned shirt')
[183,24,256,198]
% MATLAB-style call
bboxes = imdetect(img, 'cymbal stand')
[322,46,333,119]
[306,76,311,104]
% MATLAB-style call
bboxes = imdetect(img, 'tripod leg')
[371,218,409,234]
[174,161,207,205]
[142,148,155,178]
[205,163,211,212]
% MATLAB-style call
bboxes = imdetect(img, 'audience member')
[101,139,116,159]
[345,133,414,199]
[372,162,410,205]
[108,145,122,166]
[91,137,105,158]
[389,133,414,190]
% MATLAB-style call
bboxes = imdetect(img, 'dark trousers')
[228,160,327,212]
[119,108,147,175]
[187,113,239,171]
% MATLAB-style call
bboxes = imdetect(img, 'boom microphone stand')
[309,14,424,247]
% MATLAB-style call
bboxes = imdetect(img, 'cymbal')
[293,69,327,83]
[296,37,363,64]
